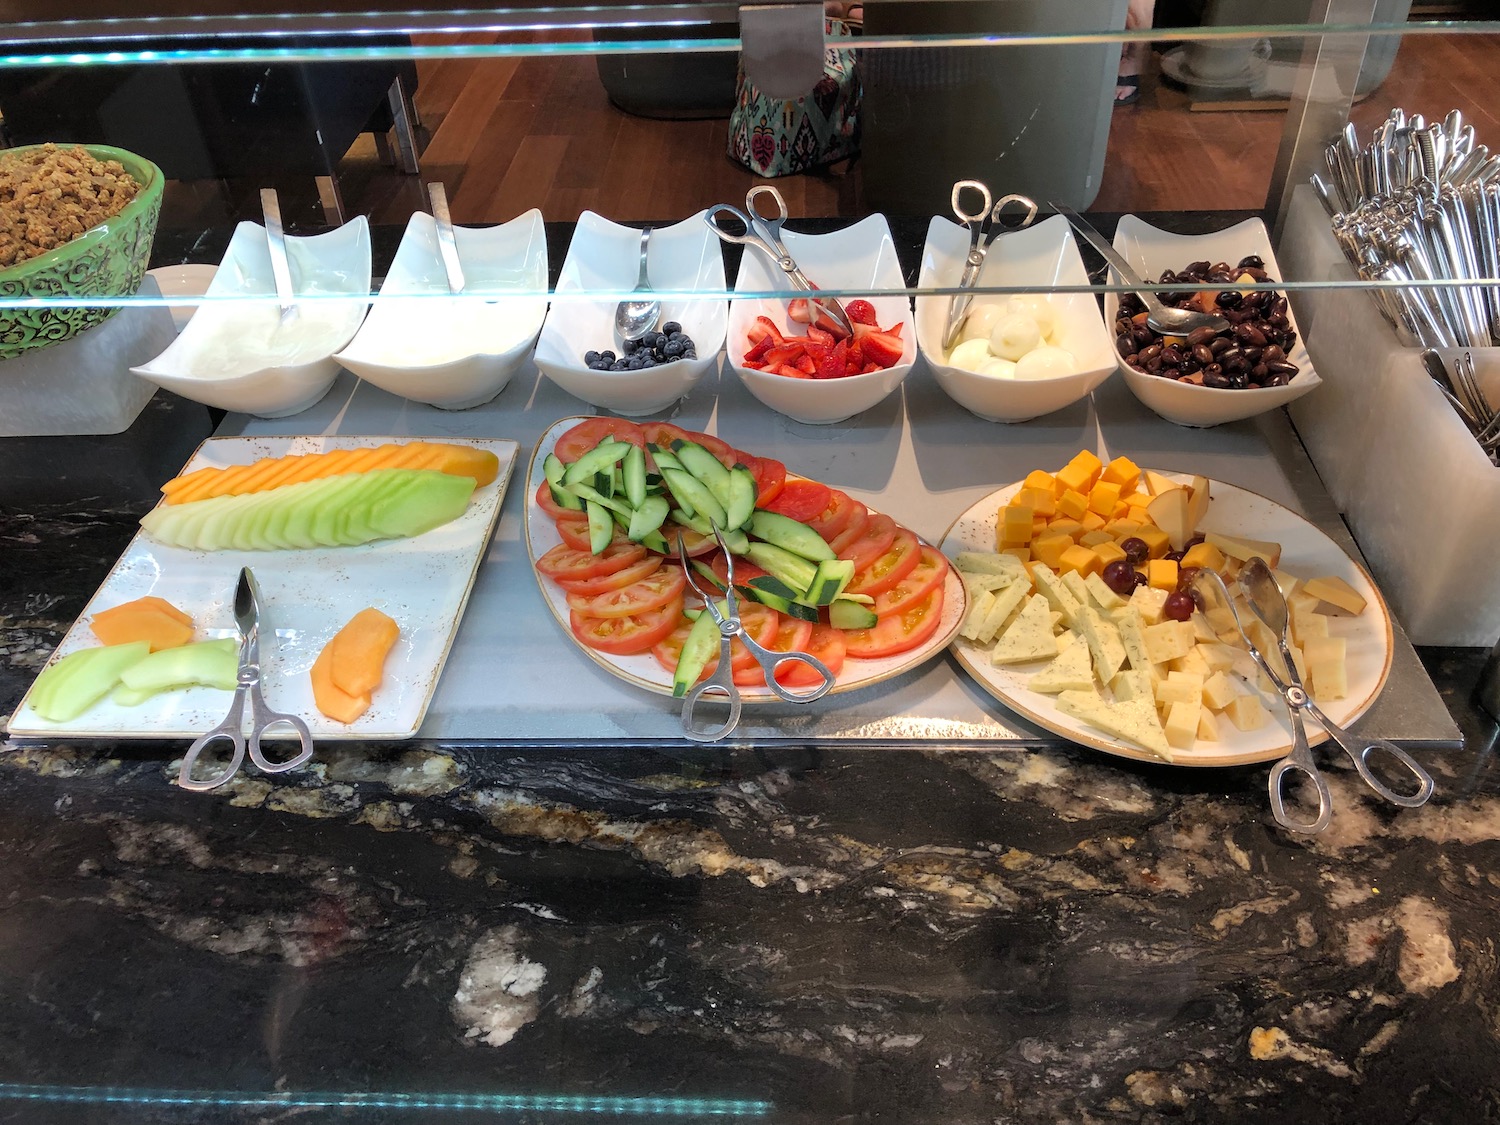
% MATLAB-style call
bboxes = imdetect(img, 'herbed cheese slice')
[974,579,1031,645]
[1083,571,1127,611]
[961,570,1019,598]
[1115,606,1160,682]
[959,589,998,642]
[1061,569,1093,611]
[1029,638,1096,694]
[1056,689,1174,761]
[1031,564,1083,628]
[1078,606,1128,684]
[992,594,1057,665]
[955,550,1027,579]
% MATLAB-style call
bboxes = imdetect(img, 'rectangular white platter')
[9,434,518,740]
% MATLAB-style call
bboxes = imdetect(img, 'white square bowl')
[727,214,915,426]
[1106,215,1322,428]
[131,218,371,418]
[917,214,1117,423]
[333,209,548,410]
[533,210,726,417]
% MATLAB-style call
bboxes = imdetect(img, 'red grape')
[1102,560,1138,597]
[1120,537,1149,566]
[1163,590,1195,621]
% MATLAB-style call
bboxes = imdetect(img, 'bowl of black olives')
[1103,216,1321,427]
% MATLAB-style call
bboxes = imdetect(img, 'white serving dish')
[525,417,967,701]
[145,264,219,333]
[533,211,726,416]
[334,210,548,410]
[1105,215,1322,428]
[917,214,1117,422]
[131,219,372,418]
[942,471,1394,768]
[727,214,914,425]
[9,434,519,741]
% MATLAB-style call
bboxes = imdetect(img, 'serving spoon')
[1050,202,1231,336]
[614,227,662,345]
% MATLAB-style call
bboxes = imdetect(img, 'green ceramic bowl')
[0,144,164,361]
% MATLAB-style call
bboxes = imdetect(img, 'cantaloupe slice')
[160,442,499,504]
[309,643,371,724]
[326,608,400,697]
[90,596,195,651]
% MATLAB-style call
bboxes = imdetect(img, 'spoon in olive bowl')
[614,227,662,346]
[1050,202,1232,337]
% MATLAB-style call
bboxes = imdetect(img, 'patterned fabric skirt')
[727,20,861,177]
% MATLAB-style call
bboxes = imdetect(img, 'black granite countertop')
[3,219,1500,1123]
[3,398,1500,1125]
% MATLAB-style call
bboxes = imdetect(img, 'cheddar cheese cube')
[1079,529,1114,549]
[1087,480,1122,517]
[1079,511,1107,533]
[1136,527,1172,559]
[1180,542,1227,573]
[1056,490,1089,522]
[1032,533,1074,569]
[1047,518,1084,541]
[1147,558,1179,592]
[1100,455,1142,491]
[1055,451,1104,495]
[1022,469,1057,494]
[1093,540,1127,568]
[1057,544,1102,578]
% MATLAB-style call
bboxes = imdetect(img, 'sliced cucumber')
[640,528,670,555]
[627,495,670,542]
[803,558,856,606]
[739,578,820,622]
[661,467,727,530]
[744,541,818,595]
[542,454,584,511]
[586,501,615,554]
[674,441,733,498]
[690,559,727,591]
[828,598,879,630]
[722,467,757,532]
[622,444,647,509]
[648,444,685,474]
[672,610,721,697]
[568,482,633,519]
[749,510,837,563]
[562,439,630,487]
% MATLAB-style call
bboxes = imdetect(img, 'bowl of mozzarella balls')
[916,214,1117,422]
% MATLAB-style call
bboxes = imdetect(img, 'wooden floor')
[161,29,1500,230]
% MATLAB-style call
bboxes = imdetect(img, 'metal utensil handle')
[1301,699,1435,808]
[1050,202,1169,315]
[258,188,296,315]
[428,182,467,295]
[245,678,315,774]
[179,689,249,792]
[986,194,1040,240]
[704,205,770,249]
[739,629,836,705]
[951,180,994,232]
[679,637,742,744]
[634,227,651,289]
[1268,710,1334,835]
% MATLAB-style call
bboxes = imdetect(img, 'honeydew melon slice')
[29,641,151,722]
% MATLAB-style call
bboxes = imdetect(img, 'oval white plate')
[940,472,1393,767]
[525,416,966,702]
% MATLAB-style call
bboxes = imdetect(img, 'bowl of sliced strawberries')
[727,215,915,425]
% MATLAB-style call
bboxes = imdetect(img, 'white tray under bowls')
[9,435,518,741]
[1104,215,1322,428]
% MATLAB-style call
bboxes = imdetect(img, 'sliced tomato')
[640,421,691,450]
[536,541,647,584]
[807,489,861,542]
[843,585,946,659]
[553,418,646,463]
[682,430,738,468]
[826,500,872,554]
[554,513,596,553]
[835,512,897,571]
[570,598,683,656]
[566,565,687,619]
[846,528,921,597]
[653,616,718,682]
[764,479,833,523]
[776,623,846,686]
[664,522,718,558]
[553,553,662,596]
[732,616,817,687]
[709,551,768,587]
[748,457,786,509]
[871,545,950,617]
[727,603,780,671]
[535,480,575,520]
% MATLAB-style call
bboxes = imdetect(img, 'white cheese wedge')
[1056,689,1174,761]
[1083,572,1127,612]
[1115,606,1160,682]
[954,551,1027,579]
[1061,570,1093,611]
[1129,584,1169,626]
[1029,638,1096,693]
[992,594,1057,665]
[1031,564,1082,628]
[1163,700,1199,751]
[974,579,1031,645]
[959,589,997,642]
[1078,606,1128,684]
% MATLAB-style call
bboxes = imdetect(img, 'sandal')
[1115,74,1140,106]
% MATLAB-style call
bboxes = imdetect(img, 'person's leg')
[1117,0,1154,105]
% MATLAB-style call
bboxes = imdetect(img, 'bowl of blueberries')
[1104,215,1321,428]
[533,210,726,416]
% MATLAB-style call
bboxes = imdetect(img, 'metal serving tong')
[705,185,856,338]
[178,567,314,792]
[1193,562,1433,834]
[942,180,1039,349]
[676,528,836,743]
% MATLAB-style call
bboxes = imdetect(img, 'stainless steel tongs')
[676,528,836,743]
[942,180,1039,350]
[1193,563,1433,834]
